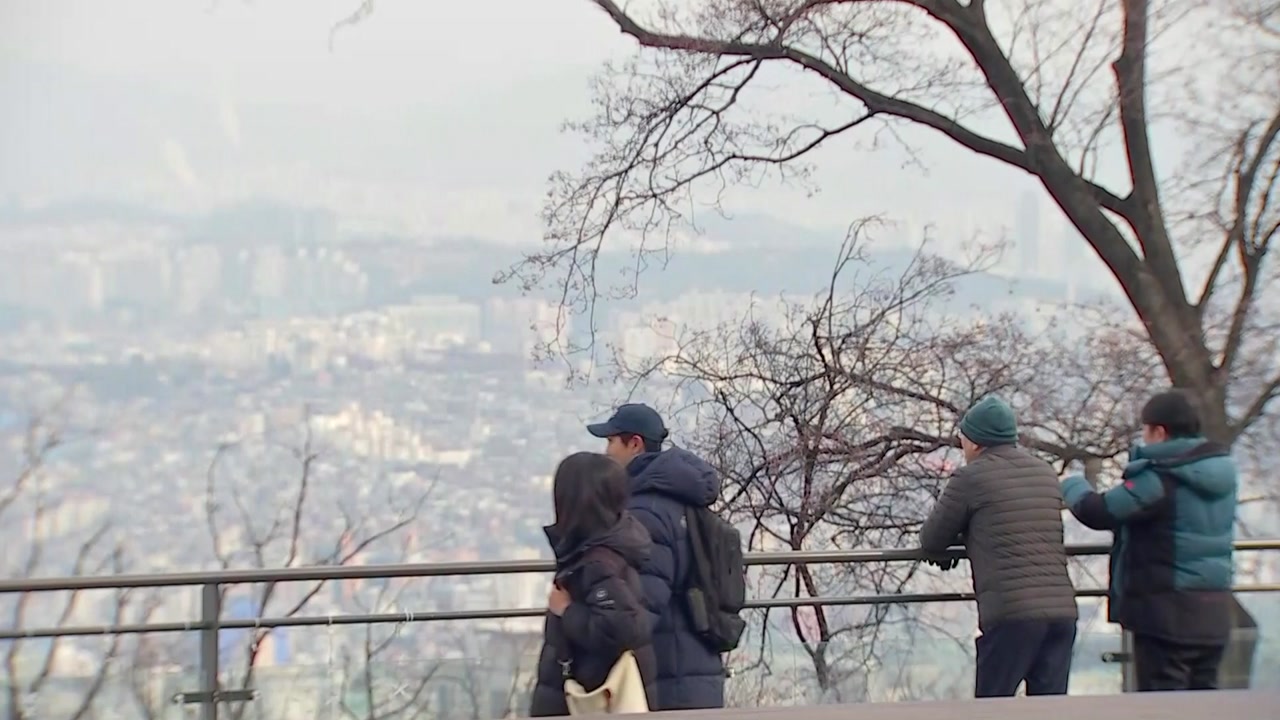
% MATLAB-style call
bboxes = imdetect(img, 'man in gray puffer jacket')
[920,396,1079,698]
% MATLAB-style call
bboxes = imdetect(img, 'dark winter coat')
[625,448,726,710]
[920,444,1080,631]
[528,513,658,717]
[1061,437,1238,645]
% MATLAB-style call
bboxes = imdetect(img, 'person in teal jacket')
[1059,390,1238,691]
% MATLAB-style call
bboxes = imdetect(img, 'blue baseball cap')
[586,403,669,444]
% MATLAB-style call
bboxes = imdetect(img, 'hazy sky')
[0,0,1193,275]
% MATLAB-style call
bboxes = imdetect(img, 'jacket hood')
[626,447,721,507]
[1126,436,1237,500]
[543,511,652,570]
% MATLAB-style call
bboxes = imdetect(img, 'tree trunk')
[955,2,1235,445]
[1122,263,1231,443]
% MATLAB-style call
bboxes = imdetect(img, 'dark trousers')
[1132,634,1225,691]
[974,619,1077,697]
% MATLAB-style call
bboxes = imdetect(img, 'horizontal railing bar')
[2,539,1277,594]
[3,583,1278,641]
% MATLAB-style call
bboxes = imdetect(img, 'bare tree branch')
[199,410,436,720]
[611,221,1148,697]
[492,0,1280,446]
[1,405,150,720]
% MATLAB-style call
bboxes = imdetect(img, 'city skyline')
[2,1,1276,717]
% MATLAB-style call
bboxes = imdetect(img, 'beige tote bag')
[563,650,649,715]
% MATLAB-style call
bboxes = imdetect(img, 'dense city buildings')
[0,200,1262,718]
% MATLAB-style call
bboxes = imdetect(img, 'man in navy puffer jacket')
[588,403,726,710]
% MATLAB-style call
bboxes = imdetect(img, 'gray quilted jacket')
[920,444,1079,630]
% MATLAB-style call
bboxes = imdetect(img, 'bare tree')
[612,222,1155,700]
[0,404,157,720]
[2,398,434,720]
[197,412,433,720]
[111,412,435,720]
[496,0,1280,445]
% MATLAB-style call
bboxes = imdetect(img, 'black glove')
[924,555,959,571]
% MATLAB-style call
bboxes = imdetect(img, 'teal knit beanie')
[959,396,1018,447]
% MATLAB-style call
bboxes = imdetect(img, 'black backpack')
[682,505,747,652]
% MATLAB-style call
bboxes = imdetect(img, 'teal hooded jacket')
[1060,437,1238,644]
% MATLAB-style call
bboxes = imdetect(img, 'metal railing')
[2,539,1278,719]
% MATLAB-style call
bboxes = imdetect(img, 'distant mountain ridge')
[1,195,1104,315]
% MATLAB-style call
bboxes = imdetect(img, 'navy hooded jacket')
[625,447,725,710]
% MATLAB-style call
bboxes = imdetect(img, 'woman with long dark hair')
[529,452,657,716]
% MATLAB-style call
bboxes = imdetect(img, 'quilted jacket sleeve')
[920,471,972,553]
[628,502,676,631]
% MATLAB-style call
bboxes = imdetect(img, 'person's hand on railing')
[927,480,946,501]
[923,553,959,571]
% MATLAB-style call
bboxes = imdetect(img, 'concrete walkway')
[574,690,1279,719]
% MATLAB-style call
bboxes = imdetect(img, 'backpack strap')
[684,506,711,587]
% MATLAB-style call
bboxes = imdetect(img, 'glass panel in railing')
[1067,598,1124,696]
[725,601,964,705]
[0,610,542,719]
[208,617,541,720]
[1236,590,1277,691]
[725,596,1122,705]
[0,585,210,720]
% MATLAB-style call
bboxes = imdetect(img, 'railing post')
[173,583,255,714]
[199,582,221,720]
[1120,630,1135,693]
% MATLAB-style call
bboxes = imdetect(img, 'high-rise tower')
[1015,191,1041,277]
